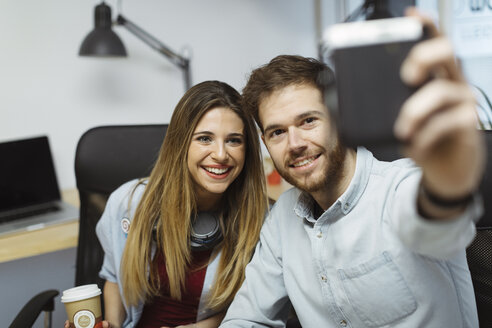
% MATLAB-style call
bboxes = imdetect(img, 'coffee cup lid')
[61,284,102,303]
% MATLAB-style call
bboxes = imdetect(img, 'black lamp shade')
[79,3,127,57]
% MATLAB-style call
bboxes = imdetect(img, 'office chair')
[466,130,492,327]
[74,124,167,289]
[8,125,167,328]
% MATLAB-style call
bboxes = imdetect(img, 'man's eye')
[271,129,284,137]
[304,117,316,124]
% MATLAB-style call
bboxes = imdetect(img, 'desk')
[0,181,291,264]
[0,189,80,264]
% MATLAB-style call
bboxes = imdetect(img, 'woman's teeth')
[204,167,229,174]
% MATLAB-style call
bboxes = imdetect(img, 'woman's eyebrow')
[193,131,214,136]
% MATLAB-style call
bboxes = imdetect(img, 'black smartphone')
[323,17,426,153]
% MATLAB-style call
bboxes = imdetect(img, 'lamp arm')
[116,15,191,90]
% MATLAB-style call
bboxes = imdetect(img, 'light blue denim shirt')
[221,147,481,328]
[96,179,222,328]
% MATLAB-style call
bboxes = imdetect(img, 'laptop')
[0,136,79,236]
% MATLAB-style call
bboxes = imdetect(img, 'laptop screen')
[0,136,61,212]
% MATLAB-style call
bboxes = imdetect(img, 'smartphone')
[322,17,426,151]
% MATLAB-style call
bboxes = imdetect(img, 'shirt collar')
[294,147,374,222]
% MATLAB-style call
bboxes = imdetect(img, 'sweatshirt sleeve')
[95,181,137,283]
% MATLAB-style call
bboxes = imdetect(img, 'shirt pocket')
[338,251,417,327]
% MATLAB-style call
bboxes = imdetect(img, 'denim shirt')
[221,147,481,328]
[96,179,222,328]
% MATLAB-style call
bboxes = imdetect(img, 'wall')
[0,0,324,326]
[3,0,489,326]
[0,0,319,191]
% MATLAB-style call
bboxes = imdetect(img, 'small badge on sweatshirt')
[121,217,131,235]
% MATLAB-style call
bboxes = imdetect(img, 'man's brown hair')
[242,55,334,131]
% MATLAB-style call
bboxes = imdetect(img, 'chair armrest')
[9,289,59,328]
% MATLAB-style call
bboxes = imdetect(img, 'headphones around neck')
[190,211,223,251]
[152,211,223,251]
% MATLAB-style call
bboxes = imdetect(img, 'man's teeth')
[293,157,315,167]
[205,167,229,174]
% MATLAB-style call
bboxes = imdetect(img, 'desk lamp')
[79,1,191,91]
[344,0,415,22]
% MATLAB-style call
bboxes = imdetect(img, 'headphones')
[152,211,223,251]
[190,211,223,250]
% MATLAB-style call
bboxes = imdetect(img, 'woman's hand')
[64,319,113,328]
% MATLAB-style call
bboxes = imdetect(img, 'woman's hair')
[120,80,268,310]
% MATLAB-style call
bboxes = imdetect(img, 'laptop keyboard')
[0,205,60,224]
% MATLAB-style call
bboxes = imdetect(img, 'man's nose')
[287,127,307,153]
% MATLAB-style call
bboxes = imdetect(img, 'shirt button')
[340,319,347,327]
[343,203,349,211]
[317,231,323,238]
[321,275,327,282]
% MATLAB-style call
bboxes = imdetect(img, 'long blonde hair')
[120,81,268,310]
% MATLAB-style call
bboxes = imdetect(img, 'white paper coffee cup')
[61,284,102,328]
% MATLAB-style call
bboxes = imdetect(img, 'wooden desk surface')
[0,181,290,264]
[0,189,80,264]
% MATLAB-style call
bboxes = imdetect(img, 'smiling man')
[220,16,485,328]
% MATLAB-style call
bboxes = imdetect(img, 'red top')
[136,248,214,328]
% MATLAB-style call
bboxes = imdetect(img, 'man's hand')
[394,8,485,218]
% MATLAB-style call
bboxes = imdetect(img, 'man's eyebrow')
[297,110,323,120]
[263,110,323,135]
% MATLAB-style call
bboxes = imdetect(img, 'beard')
[274,138,347,194]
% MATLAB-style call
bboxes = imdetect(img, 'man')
[220,12,485,328]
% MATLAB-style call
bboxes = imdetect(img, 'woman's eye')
[197,136,212,143]
[227,137,243,145]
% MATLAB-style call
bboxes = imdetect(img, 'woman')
[78,81,267,328]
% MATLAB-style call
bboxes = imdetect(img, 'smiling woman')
[79,81,268,328]
[188,107,246,209]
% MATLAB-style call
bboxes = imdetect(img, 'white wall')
[0,0,320,191]
[0,1,326,326]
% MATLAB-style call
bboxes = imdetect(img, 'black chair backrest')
[74,124,167,289]
[466,130,492,327]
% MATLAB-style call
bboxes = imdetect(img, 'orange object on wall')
[267,169,282,185]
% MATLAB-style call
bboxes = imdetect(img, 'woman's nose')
[211,142,228,161]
